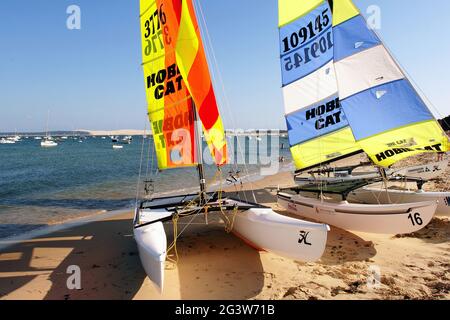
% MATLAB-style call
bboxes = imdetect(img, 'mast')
[45,109,50,138]
[192,100,206,205]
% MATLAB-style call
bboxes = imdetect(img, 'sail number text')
[143,4,170,55]
[408,213,423,226]
[281,9,331,54]
[283,31,333,72]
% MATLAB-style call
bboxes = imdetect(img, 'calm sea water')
[0,135,292,239]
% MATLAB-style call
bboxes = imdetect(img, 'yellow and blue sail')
[333,0,449,167]
[279,0,449,171]
[279,0,361,171]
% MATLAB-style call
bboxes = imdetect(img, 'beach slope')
[0,172,449,300]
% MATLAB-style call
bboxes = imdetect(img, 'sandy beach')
[1,0,449,303]
[0,165,449,300]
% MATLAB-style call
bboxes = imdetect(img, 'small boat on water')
[41,110,57,148]
[41,138,58,148]
[112,145,123,149]
[41,139,58,148]
[0,138,16,144]
[122,136,133,144]
[11,135,21,142]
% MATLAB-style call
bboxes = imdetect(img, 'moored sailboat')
[41,139,58,148]
[40,110,58,148]
[276,0,449,234]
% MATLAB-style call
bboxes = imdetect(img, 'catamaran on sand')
[276,0,449,234]
[134,0,330,293]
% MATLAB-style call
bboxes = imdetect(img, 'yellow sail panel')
[359,120,450,167]
[290,128,361,171]
[278,0,323,27]
[140,0,196,170]
[332,0,359,26]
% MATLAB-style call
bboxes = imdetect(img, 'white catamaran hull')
[348,188,450,217]
[278,193,437,234]
[295,160,448,185]
[134,203,329,292]
[231,208,329,262]
[134,221,167,294]
[393,160,448,181]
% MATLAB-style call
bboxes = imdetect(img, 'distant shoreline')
[0,129,288,137]
[0,130,151,137]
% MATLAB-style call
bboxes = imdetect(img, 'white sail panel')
[283,61,338,115]
[334,45,404,99]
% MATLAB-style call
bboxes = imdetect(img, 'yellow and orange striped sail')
[139,0,227,169]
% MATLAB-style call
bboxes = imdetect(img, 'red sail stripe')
[198,87,219,130]
[159,0,226,165]
[184,0,220,131]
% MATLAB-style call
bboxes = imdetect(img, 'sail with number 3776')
[134,0,330,294]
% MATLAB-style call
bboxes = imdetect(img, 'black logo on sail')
[298,231,311,246]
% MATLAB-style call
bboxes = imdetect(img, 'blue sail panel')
[279,2,334,86]
[279,2,331,55]
[341,79,434,141]
[286,94,348,146]
[333,15,381,62]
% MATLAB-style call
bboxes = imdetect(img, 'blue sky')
[0,0,449,132]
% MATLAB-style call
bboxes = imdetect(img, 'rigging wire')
[145,127,154,179]
[134,121,149,221]
[195,0,258,204]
